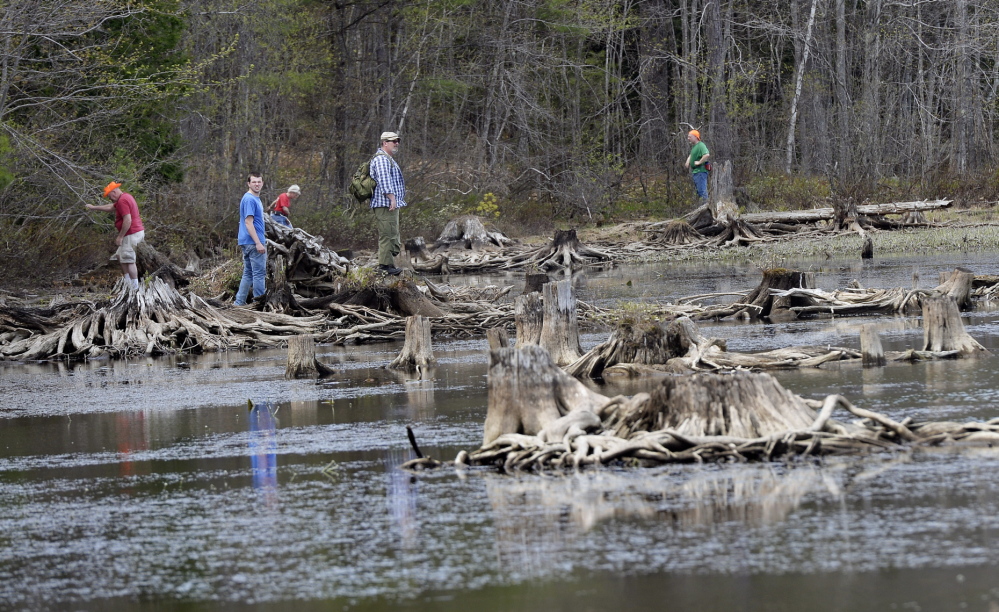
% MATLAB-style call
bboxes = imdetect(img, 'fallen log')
[739,199,952,225]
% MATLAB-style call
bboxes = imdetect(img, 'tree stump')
[486,327,509,350]
[861,235,874,259]
[387,315,437,373]
[514,292,543,348]
[483,345,609,445]
[655,220,702,245]
[609,371,817,439]
[566,320,678,379]
[285,334,336,379]
[921,295,987,356]
[933,267,974,310]
[539,279,582,365]
[860,324,886,366]
[135,242,194,288]
[435,215,512,250]
[709,160,738,223]
[529,229,612,271]
[708,268,814,320]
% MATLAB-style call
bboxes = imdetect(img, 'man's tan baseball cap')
[380,132,400,142]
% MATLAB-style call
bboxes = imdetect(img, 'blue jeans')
[235,244,267,305]
[692,172,708,201]
[271,214,292,228]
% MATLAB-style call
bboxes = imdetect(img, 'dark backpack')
[348,151,388,203]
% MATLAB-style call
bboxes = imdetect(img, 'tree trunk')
[486,327,509,350]
[933,267,974,309]
[387,315,437,373]
[285,334,336,379]
[921,295,987,356]
[566,320,679,379]
[483,345,608,445]
[539,279,582,365]
[515,292,543,348]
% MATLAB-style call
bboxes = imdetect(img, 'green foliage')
[744,174,832,210]
[0,132,14,192]
[470,192,501,218]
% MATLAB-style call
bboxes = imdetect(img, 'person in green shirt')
[684,129,710,202]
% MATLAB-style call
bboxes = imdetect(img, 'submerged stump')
[387,315,437,374]
[285,334,336,378]
[921,295,987,356]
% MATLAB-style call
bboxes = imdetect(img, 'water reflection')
[483,465,837,571]
[388,369,437,420]
[386,449,420,549]
[115,411,149,481]
[248,402,278,508]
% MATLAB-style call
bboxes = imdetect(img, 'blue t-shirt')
[237,192,265,246]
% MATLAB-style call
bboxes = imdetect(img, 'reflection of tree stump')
[861,236,874,259]
[515,292,543,348]
[483,345,608,445]
[285,334,336,379]
[933,267,974,310]
[539,279,582,365]
[388,315,437,373]
[610,371,817,439]
[921,295,987,356]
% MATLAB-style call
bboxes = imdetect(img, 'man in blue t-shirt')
[234,172,267,306]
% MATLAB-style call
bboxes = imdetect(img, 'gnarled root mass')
[414,362,999,472]
[1,278,328,360]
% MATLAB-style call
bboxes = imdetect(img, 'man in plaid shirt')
[369,131,406,275]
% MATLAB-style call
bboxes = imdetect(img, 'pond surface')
[4,252,999,611]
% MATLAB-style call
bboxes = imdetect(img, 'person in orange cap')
[85,181,145,290]
[684,129,711,203]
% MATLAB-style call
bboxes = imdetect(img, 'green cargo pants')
[373,206,401,266]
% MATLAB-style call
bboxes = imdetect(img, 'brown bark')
[390,279,446,317]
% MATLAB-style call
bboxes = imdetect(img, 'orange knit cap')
[688,130,700,140]
[103,182,122,198]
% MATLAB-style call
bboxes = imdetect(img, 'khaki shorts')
[113,231,144,264]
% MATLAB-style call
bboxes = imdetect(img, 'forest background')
[3,0,999,285]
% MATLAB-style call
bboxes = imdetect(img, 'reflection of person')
[684,130,711,203]
[369,131,405,276]
[267,184,299,228]
[85,181,145,290]
[234,173,267,306]
[248,402,278,508]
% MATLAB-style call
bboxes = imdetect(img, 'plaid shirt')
[369,150,407,209]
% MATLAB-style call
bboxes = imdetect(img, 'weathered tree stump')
[405,237,432,262]
[861,235,874,259]
[933,267,975,310]
[387,315,437,373]
[654,220,702,245]
[528,229,612,271]
[483,345,609,445]
[486,327,509,350]
[262,254,308,315]
[566,320,678,379]
[921,295,987,356]
[435,215,512,250]
[515,292,543,348]
[608,371,817,439]
[705,268,814,320]
[709,160,738,223]
[539,279,582,365]
[860,324,886,366]
[285,334,336,378]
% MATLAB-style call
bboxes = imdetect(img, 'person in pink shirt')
[85,181,145,289]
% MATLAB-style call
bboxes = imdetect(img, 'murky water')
[4,253,999,611]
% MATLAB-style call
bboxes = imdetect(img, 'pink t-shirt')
[113,192,144,234]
